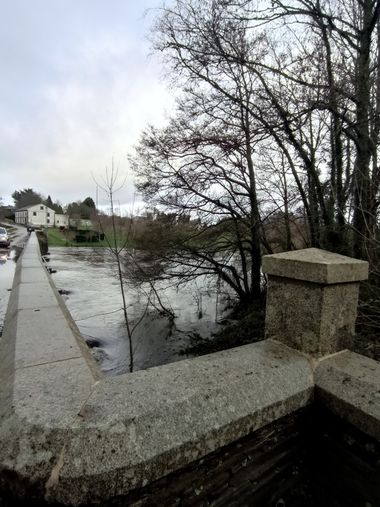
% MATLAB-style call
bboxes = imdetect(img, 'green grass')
[46,227,131,248]
[47,228,70,246]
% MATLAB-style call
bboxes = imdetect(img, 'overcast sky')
[0,0,173,211]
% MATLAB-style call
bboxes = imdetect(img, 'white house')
[15,203,56,228]
[55,214,69,229]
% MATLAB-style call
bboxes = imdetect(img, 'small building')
[55,214,69,229]
[15,203,56,228]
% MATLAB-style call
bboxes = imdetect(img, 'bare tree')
[94,161,135,372]
[95,162,177,371]
[151,0,380,258]
[133,73,269,304]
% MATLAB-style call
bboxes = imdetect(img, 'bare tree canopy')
[132,0,380,304]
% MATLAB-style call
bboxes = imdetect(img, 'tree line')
[11,188,96,219]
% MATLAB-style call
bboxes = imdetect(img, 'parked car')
[0,227,10,248]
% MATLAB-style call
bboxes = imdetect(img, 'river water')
[50,247,231,375]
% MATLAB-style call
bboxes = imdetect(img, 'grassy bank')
[46,227,130,248]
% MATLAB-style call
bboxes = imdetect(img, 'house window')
[47,213,50,217]
[40,206,44,210]
[33,212,37,216]
[47,219,50,224]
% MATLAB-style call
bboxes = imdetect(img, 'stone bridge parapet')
[0,234,378,505]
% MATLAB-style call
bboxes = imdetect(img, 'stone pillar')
[262,248,368,357]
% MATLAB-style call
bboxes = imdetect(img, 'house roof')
[16,203,55,212]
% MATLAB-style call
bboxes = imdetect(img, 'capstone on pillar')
[262,248,368,357]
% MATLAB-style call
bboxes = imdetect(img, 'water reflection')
[0,250,10,264]
[50,247,230,375]
[0,248,17,334]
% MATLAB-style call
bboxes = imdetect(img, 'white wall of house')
[15,204,55,228]
[55,214,69,229]
[14,209,28,226]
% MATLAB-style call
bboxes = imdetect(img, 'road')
[1,220,29,248]
[0,221,29,334]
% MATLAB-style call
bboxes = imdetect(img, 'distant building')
[15,203,68,229]
[55,214,69,229]
[15,203,55,228]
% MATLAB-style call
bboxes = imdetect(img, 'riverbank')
[46,226,130,248]
[184,299,266,356]
[44,225,379,364]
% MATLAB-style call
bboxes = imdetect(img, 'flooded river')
[50,247,231,375]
